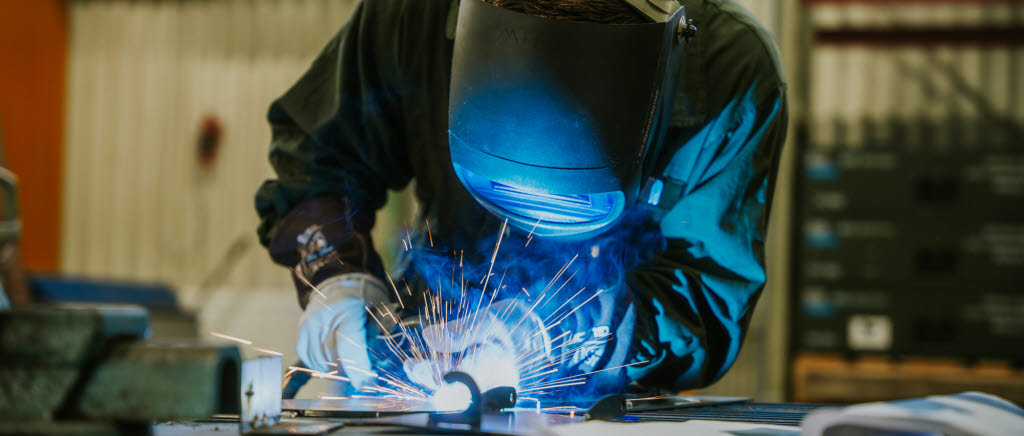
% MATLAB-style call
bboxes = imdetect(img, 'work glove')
[403,298,552,394]
[296,272,389,390]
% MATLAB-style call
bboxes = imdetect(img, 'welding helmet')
[449,0,691,240]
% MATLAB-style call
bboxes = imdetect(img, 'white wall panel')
[62,0,360,290]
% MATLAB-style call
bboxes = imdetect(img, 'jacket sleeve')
[625,21,789,389]
[629,86,786,390]
[254,1,415,307]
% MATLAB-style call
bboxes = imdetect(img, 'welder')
[256,0,786,398]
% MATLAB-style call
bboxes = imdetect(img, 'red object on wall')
[197,115,224,170]
[0,0,67,272]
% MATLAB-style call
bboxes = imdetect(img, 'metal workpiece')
[283,398,434,419]
[428,372,484,430]
[239,356,282,432]
[75,341,241,420]
[0,304,149,365]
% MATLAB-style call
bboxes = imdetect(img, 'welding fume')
[256,0,786,408]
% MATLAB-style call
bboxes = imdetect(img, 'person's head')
[449,0,690,240]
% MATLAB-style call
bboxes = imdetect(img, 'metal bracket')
[426,371,518,432]
[428,372,483,431]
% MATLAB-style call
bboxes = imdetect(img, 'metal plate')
[613,402,829,427]
[240,356,283,432]
[625,395,751,412]
[283,398,436,418]
[369,410,582,436]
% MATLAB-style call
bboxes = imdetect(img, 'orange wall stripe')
[0,0,66,272]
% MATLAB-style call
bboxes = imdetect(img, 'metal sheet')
[240,356,283,432]
[370,410,582,436]
[282,398,436,418]
[625,395,751,412]
[613,402,829,427]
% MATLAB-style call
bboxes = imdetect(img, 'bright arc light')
[431,383,472,412]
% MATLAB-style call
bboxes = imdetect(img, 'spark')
[404,221,414,251]
[479,218,508,296]
[290,267,327,300]
[209,332,252,345]
[426,218,434,247]
[287,366,351,382]
[354,218,641,407]
[251,347,282,356]
[384,272,406,309]
[518,381,587,394]
[526,216,543,241]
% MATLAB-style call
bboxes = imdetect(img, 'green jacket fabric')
[256,0,787,392]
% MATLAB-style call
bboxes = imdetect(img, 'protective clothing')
[257,0,787,395]
[296,273,389,389]
[448,0,689,239]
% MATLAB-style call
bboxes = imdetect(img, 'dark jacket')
[256,0,787,393]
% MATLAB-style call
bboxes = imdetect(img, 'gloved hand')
[404,298,552,394]
[296,272,389,390]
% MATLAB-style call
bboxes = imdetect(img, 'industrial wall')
[61,0,361,289]
[60,0,369,369]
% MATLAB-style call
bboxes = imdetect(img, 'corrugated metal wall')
[62,0,364,289]
[808,2,1024,147]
